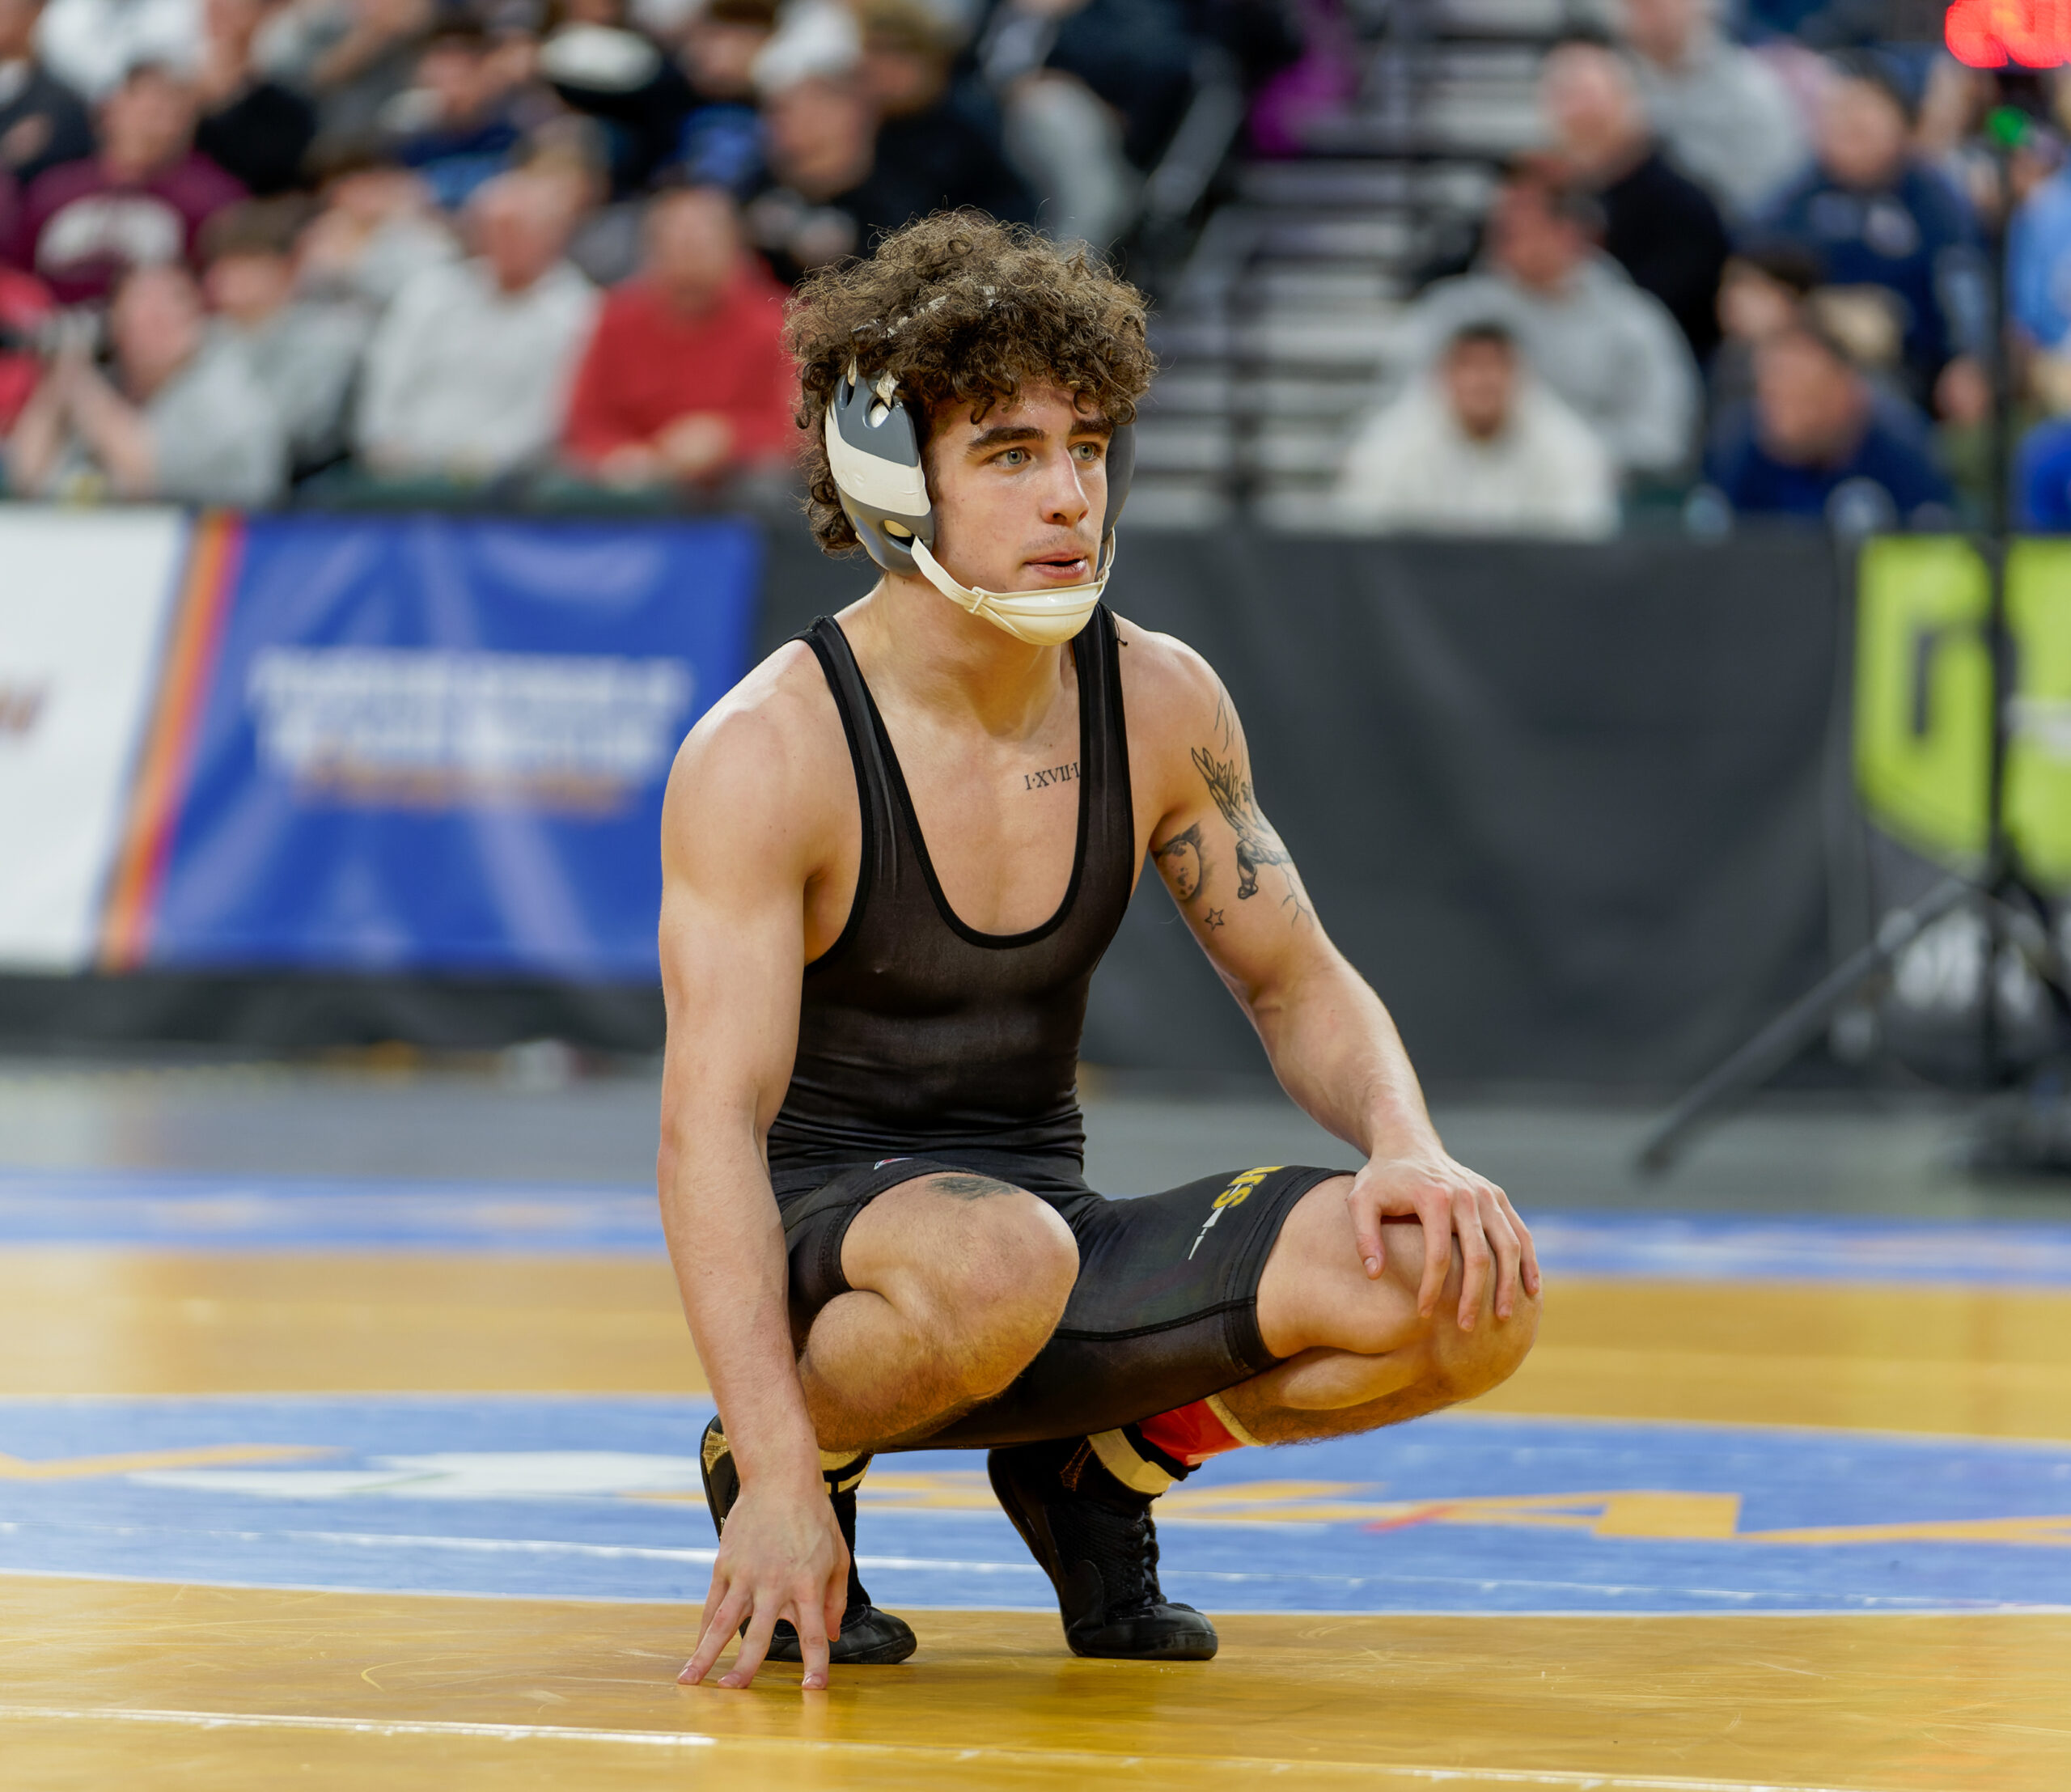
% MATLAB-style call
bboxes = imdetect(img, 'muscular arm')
[655,675,847,1691]
[1133,632,1538,1324]
[1146,675,1429,1166]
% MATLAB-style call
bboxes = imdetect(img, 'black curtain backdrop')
[2,528,1845,1089]
[760,529,1847,1087]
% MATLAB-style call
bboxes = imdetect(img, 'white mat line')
[0,1524,2009,1608]
[1,1565,2065,1619]
[0,1703,1911,1791]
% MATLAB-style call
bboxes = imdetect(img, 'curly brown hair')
[786,212,1156,556]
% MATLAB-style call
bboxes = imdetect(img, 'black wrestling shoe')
[699,1415,917,1665]
[988,1435,1219,1660]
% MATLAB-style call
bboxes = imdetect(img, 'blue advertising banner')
[143,515,759,981]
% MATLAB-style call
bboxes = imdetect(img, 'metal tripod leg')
[1634,875,1976,1176]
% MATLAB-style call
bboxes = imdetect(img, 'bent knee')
[908,1185,1076,1345]
[1433,1283,1539,1401]
[951,1191,1078,1314]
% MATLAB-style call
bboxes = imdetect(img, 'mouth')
[1024,552,1092,583]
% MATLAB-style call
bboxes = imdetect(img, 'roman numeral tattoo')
[1023,762,1079,790]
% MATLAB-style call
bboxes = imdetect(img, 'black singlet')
[765,607,1135,1198]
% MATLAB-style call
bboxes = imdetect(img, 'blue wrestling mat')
[3,1396,2066,1616]
[7,1167,2071,1285]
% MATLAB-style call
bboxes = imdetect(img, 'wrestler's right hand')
[679,1467,848,1692]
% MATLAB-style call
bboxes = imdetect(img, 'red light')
[1946,0,2071,66]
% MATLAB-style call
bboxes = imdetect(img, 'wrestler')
[657,214,1541,1692]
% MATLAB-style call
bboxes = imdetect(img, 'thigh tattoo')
[930,1173,1021,1201]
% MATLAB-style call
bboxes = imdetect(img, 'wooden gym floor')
[1,1078,2068,1790]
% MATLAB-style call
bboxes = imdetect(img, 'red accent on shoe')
[1137,1398,1246,1468]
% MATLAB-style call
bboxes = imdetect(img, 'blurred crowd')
[16,0,2071,536]
[0,0,1299,504]
[1335,3,2071,539]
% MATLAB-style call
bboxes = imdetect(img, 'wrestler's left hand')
[1347,1150,1539,1331]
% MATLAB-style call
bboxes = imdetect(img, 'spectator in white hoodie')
[354,167,597,480]
[1403,162,1699,481]
[1335,320,1618,536]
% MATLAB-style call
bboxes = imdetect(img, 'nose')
[1039,449,1093,531]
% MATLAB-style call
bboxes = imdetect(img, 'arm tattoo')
[1191,745,1310,919]
[1151,820,1205,902]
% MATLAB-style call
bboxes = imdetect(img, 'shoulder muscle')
[1110,613,1244,830]
[661,641,849,903]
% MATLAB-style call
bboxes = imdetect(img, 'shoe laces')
[1061,1492,1167,1616]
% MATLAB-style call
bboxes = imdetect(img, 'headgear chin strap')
[822,362,1133,646]
[907,534,1116,647]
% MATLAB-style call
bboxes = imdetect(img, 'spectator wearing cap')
[200,195,366,472]
[745,67,1031,284]
[1759,58,1986,418]
[354,168,597,481]
[6,259,285,501]
[194,0,316,194]
[1334,320,1618,537]
[383,22,529,211]
[15,61,244,303]
[671,0,771,196]
[562,184,792,489]
[294,138,455,307]
[1705,319,1951,529]
[33,0,197,101]
[537,0,693,197]
[1404,163,1699,478]
[1540,42,1728,364]
[0,0,93,189]
[1615,0,1807,219]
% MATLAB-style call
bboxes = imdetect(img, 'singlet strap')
[1081,604,1136,909]
[796,616,898,962]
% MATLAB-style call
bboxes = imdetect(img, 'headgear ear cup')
[824,368,1128,646]
[1102,421,1134,546]
[824,365,934,574]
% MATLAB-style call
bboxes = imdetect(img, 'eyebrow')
[963,418,1116,454]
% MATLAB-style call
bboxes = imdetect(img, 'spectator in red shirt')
[0,261,53,430]
[15,61,244,303]
[562,183,794,489]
